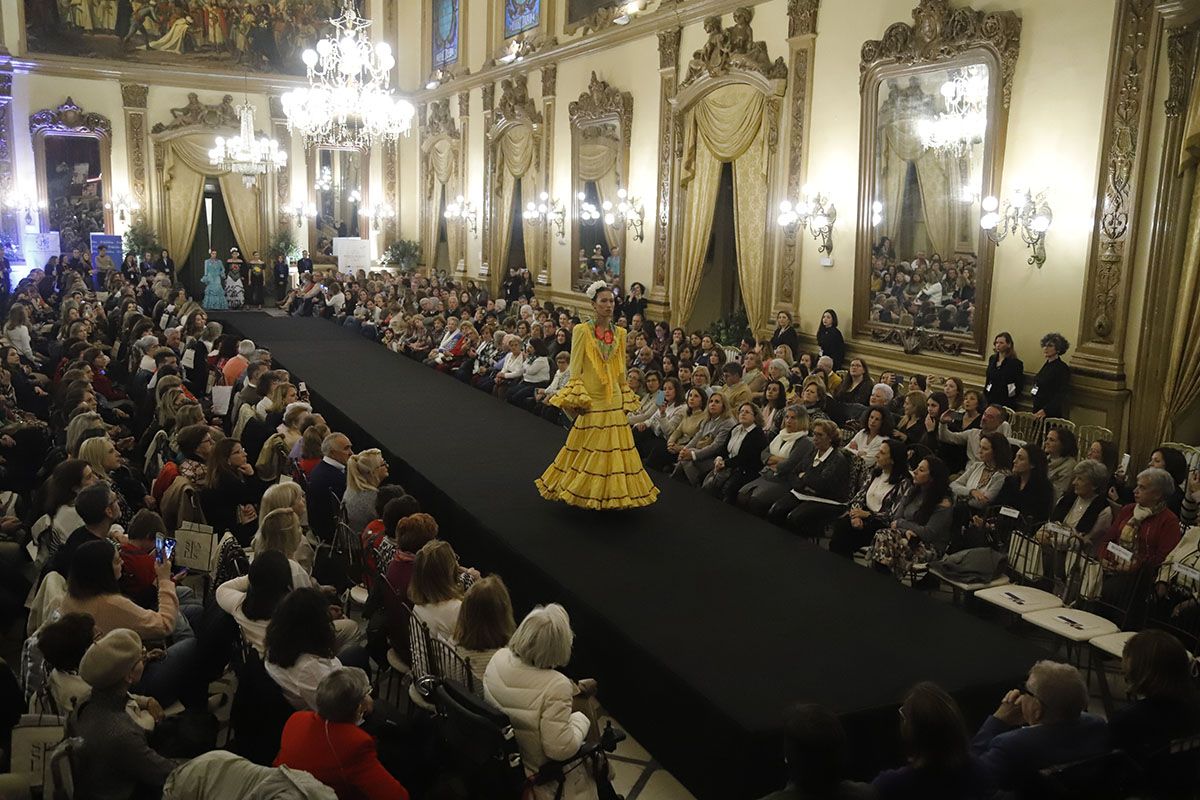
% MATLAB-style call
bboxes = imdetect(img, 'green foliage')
[710,307,750,347]
[383,239,420,270]
[122,219,161,257]
[269,226,301,261]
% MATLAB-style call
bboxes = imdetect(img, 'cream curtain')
[160,134,262,263]
[1160,175,1200,442]
[732,124,768,333]
[674,84,769,327]
[880,120,952,255]
[494,124,540,276]
[579,140,621,248]
[425,138,459,269]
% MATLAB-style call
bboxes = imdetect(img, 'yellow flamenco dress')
[535,322,660,510]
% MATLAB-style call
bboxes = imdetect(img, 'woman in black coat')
[984,331,1024,408]
[701,401,769,503]
[769,310,800,356]
[816,308,845,370]
[1031,332,1071,419]
[199,439,266,546]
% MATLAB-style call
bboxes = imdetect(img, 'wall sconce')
[980,187,1052,268]
[523,191,565,243]
[777,187,836,255]
[576,187,645,241]
[367,202,396,232]
[444,194,478,238]
[285,200,315,228]
[870,200,883,228]
[104,193,141,225]
[4,191,41,227]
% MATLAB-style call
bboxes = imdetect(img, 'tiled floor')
[600,713,697,800]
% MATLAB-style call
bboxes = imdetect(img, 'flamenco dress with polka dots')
[536,321,659,510]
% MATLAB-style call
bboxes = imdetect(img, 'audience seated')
[872,682,993,800]
[274,667,409,800]
[452,575,516,685]
[970,660,1108,795]
[768,420,851,535]
[484,604,602,800]
[342,448,389,534]
[66,628,177,800]
[306,432,352,542]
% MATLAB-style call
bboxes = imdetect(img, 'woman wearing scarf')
[1095,467,1183,623]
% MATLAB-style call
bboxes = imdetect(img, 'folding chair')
[1021,551,1133,659]
[1042,417,1077,447]
[407,613,437,711]
[1009,411,1044,447]
[975,530,1065,614]
[1075,425,1113,456]
[430,636,477,696]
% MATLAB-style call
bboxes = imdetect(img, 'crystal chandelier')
[281,0,414,149]
[209,101,286,188]
[917,65,988,157]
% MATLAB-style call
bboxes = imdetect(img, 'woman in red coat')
[275,667,409,800]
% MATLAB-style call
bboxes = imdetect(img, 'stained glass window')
[504,0,541,39]
[431,0,459,70]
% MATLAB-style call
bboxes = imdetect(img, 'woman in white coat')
[484,603,601,800]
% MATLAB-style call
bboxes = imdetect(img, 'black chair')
[429,636,477,696]
[229,648,296,765]
[1035,749,1142,800]
[428,677,624,800]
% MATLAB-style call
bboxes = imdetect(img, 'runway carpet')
[218,313,1047,798]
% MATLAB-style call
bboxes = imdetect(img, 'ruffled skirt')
[536,397,659,511]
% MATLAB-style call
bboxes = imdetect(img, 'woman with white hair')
[343,448,389,533]
[484,603,602,800]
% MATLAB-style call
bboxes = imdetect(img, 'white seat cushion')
[976,584,1063,613]
[386,647,411,674]
[348,584,369,606]
[1022,608,1119,642]
[1091,631,1137,658]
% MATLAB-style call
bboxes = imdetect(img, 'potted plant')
[383,239,420,271]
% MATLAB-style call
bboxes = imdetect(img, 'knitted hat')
[79,629,143,690]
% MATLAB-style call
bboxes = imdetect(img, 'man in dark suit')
[307,432,352,543]
[971,660,1109,795]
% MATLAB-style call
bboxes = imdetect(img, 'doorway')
[690,162,742,330]
[187,180,239,302]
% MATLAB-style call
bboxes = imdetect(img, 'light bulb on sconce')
[979,187,1053,268]
[522,193,566,242]
[285,200,315,229]
[367,202,396,232]
[777,187,836,254]
[104,193,141,226]
[444,194,479,238]
[870,200,883,228]
[5,191,42,228]
[577,186,644,241]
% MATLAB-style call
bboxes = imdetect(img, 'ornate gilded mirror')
[30,98,114,255]
[569,72,632,296]
[854,0,1020,356]
[308,146,369,258]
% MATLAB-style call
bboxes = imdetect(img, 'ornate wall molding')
[29,97,112,138]
[681,7,788,89]
[480,82,496,281]
[0,61,15,251]
[540,65,557,286]
[121,83,150,226]
[1128,22,1198,457]
[1074,0,1160,380]
[458,91,471,274]
[568,72,633,149]
[150,93,239,134]
[496,74,544,126]
[860,0,1023,108]
[423,98,460,139]
[778,0,820,309]
[652,27,682,299]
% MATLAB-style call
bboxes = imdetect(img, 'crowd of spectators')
[0,254,1192,800]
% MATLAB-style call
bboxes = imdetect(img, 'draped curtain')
[494,124,539,276]
[578,139,621,249]
[880,118,952,256]
[425,138,459,269]
[1158,89,1200,442]
[160,133,262,263]
[674,84,770,328]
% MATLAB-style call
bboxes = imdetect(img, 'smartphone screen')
[655,390,665,405]
[154,533,165,564]
[164,538,176,562]
[298,381,307,394]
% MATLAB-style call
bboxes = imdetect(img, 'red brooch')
[598,329,613,345]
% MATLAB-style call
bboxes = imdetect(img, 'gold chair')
[1075,425,1114,455]
[1041,417,1077,447]
[1008,410,1044,446]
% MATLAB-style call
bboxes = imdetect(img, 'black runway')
[218,313,1046,798]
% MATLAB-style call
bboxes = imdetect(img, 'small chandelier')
[577,188,644,241]
[777,186,837,255]
[281,0,414,149]
[444,195,478,238]
[209,100,286,188]
[917,65,988,157]
[523,192,566,243]
[980,188,1053,268]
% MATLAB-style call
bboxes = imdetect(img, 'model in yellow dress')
[535,283,660,510]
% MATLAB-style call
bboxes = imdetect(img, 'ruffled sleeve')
[548,377,592,412]
[621,384,641,414]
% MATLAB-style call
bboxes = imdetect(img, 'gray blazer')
[759,435,816,484]
[686,416,736,462]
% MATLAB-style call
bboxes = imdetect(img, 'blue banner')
[89,232,124,271]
